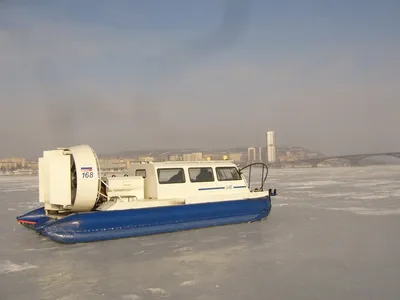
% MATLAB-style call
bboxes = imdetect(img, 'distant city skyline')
[1,1,399,157]
[2,142,399,174]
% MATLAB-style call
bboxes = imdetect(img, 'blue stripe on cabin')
[198,187,225,191]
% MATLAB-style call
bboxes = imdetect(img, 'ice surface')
[0,260,38,274]
[1,166,400,299]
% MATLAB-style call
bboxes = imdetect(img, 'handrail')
[238,162,269,191]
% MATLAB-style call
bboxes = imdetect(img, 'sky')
[1,0,399,158]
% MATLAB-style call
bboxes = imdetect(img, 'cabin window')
[135,169,146,178]
[188,167,214,182]
[157,168,186,184]
[216,167,242,181]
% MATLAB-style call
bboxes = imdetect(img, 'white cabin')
[101,160,266,205]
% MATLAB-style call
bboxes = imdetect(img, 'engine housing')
[38,144,101,213]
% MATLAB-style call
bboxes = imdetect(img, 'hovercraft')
[17,144,277,244]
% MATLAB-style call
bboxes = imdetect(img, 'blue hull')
[17,196,272,244]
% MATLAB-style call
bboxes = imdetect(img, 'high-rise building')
[257,147,263,162]
[247,147,256,163]
[266,131,277,163]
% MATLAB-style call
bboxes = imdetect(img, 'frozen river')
[1,165,400,300]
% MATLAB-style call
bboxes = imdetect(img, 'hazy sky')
[1,0,399,158]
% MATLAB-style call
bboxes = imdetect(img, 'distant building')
[138,156,154,162]
[191,152,203,161]
[206,154,223,161]
[168,155,181,161]
[26,161,38,170]
[247,147,256,163]
[228,152,242,162]
[99,158,129,170]
[0,157,26,169]
[257,147,263,162]
[183,152,203,161]
[266,131,277,163]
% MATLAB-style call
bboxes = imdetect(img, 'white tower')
[266,131,276,163]
[247,147,256,163]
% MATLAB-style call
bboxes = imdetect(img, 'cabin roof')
[130,160,237,167]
